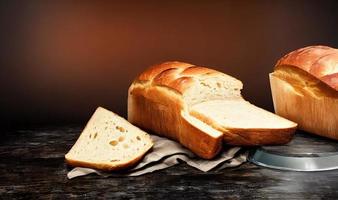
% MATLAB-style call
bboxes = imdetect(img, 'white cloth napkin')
[67,135,248,179]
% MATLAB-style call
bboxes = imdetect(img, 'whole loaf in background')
[270,45,338,140]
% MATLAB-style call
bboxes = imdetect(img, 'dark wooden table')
[1,126,338,199]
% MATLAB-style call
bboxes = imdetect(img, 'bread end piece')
[65,107,153,171]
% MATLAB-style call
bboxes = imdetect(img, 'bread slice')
[65,107,153,171]
[190,100,297,145]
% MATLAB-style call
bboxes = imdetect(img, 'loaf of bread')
[270,45,338,140]
[65,107,153,171]
[128,61,297,159]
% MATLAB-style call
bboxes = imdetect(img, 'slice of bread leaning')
[128,61,297,159]
[65,107,153,171]
[190,99,297,145]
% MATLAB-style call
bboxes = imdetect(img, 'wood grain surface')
[1,126,338,199]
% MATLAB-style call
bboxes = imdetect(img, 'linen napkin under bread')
[67,135,247,179]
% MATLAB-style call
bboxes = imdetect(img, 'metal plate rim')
[249,148,338,172]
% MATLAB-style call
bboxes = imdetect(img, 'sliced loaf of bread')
[128,61,297,159]
[65,107,153,171]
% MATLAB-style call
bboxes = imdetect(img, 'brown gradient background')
[0,0,337,128]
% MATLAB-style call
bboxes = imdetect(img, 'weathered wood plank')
[1,126,338,199]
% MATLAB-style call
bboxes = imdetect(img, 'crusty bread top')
[276,45,338,90]
[135,61,235,94]
[132,61,243,107]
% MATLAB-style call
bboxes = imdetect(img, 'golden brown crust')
[270,73,338,140]
[272,46,338,139]
[129,61,297,158]
[321,73,338,90]
[129,61,227,159]
[180,113,223,158]
[65,148,150,171]
[223,128,296,146]
[138,61,193,82]
[128,88,222,159]
[136,61,220,94]
[276,45,338,90]
[273,65,338,98]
